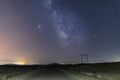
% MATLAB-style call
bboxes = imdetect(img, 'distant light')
[13,59,28,65]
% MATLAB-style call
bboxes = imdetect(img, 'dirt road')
[8,68,100,80]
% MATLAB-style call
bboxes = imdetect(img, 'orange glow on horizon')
[13,58,29,65]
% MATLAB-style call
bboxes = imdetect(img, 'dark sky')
[0,0,119,64]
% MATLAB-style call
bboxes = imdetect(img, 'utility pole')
[81,54,83,63]
[85,54,89,63]
[80,54,89,63]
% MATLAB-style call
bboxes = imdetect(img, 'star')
[38,25,42,29]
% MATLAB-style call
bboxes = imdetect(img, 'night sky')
[0,0,119,64]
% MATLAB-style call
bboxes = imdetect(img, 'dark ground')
[0,62,120,80]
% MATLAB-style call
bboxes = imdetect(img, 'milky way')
[43,0,87,47]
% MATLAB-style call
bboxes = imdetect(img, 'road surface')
[8,68,100,80]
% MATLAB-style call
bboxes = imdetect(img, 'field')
[0,62,120,80]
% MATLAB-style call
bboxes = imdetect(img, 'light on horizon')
[13,59,29,65]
